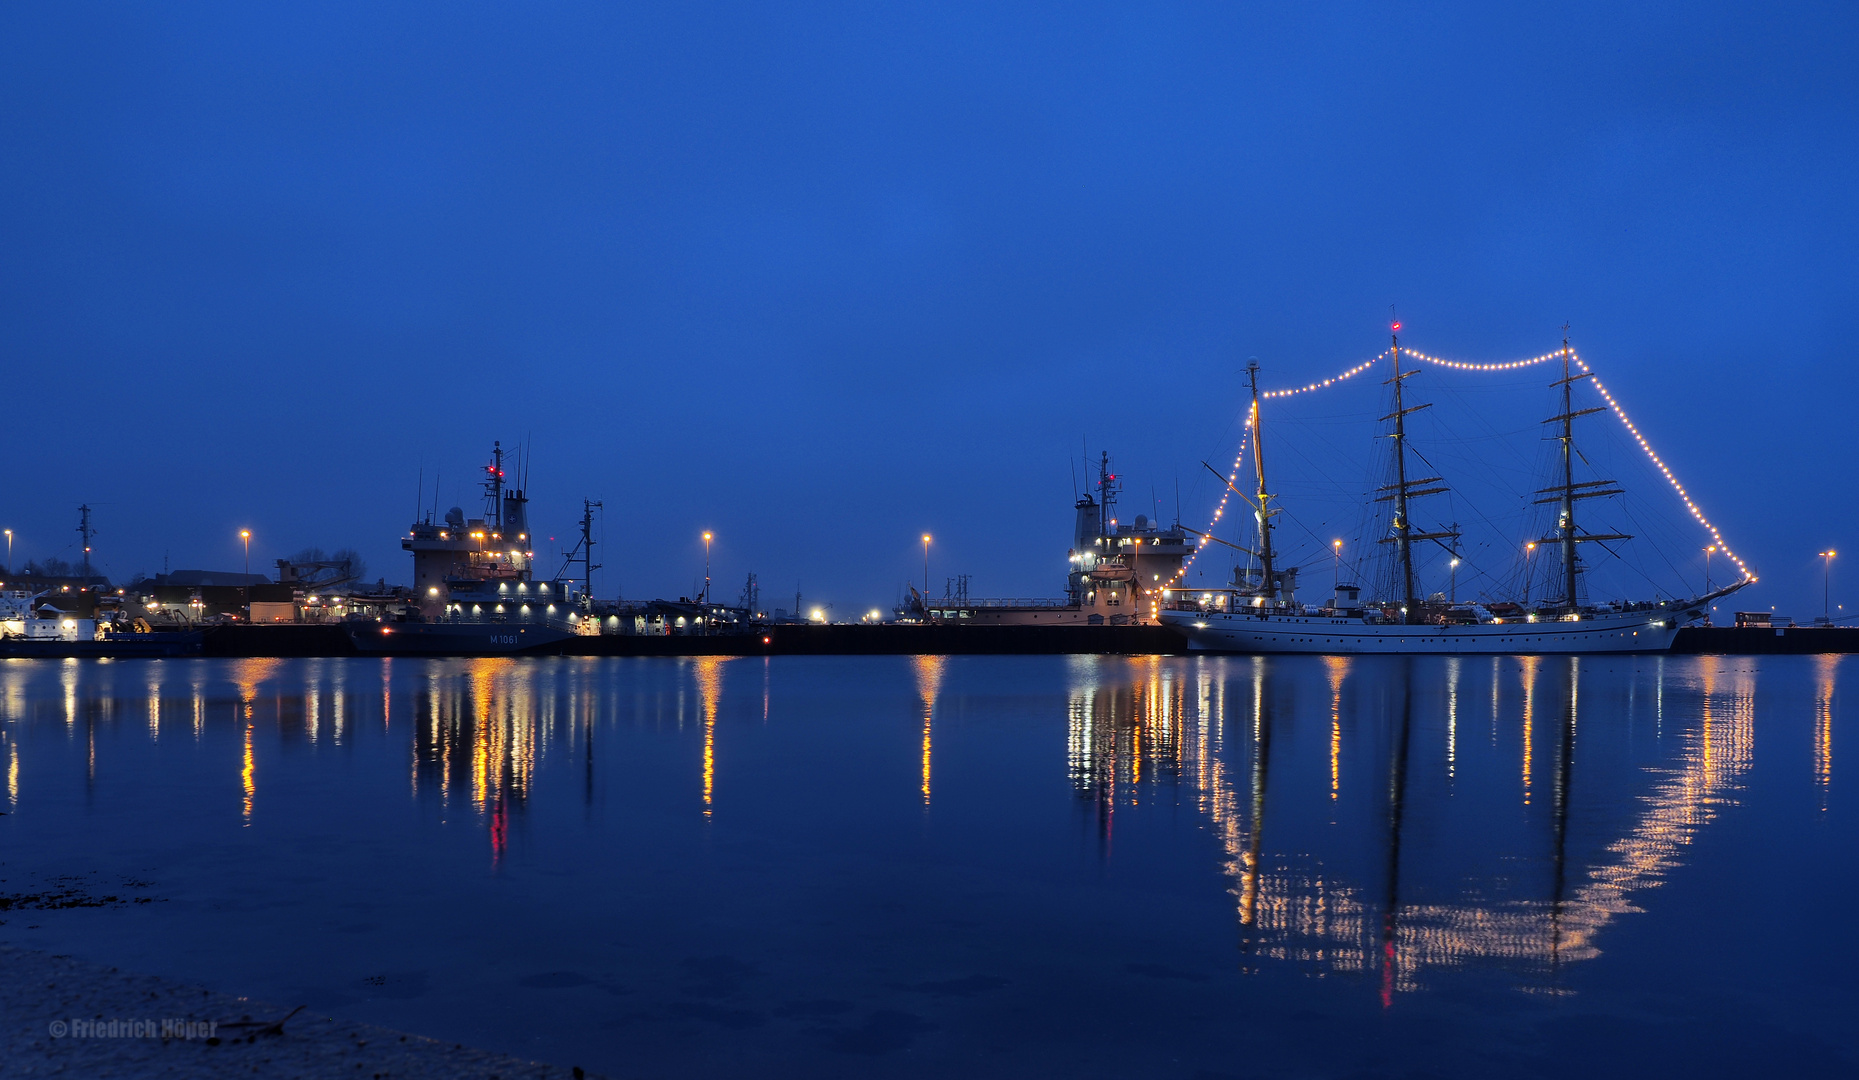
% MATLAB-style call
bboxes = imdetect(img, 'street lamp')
[3,529,11,571]
[1523,542,1537,605]
[1449,557,1460,604]
[1332,539,1343,592]
[1821,550,1837,624]
[922,534,932,594]
[240,529,251,579]
[1703,544,1716,593]
[702,531,713,603]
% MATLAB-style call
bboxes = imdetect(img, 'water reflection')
[696,657,728,817]
[914,656,945,805]
[240,720,255,825]
[1816,655,1837,808]
[0,651,1839,1008]
[1066,654,1770,999]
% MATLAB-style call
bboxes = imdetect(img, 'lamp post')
[922,534,931,594]
[1822,550,1837,623]
[1703,544,1716,593]
[240,529,251,579]
[4,529,11,572]
[702,532,713,604]
[1332,538,1342,593]
[1524,542,1537,605]
[1449,557,1460,605]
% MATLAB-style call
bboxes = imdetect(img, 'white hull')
[1160,607,1681,655]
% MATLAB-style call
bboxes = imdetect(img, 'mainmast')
[1377,325,1454,623]
[1536,331,1627,614]
[1247,361,1278,605]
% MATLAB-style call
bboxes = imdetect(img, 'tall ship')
[1159,328,1750,654]
[350,441,582,655]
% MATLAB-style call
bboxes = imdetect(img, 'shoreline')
[1,945,597,1079]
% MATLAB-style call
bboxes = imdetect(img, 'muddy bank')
[1,945,599,1079]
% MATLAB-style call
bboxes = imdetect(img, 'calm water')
[0,654,1851,1077]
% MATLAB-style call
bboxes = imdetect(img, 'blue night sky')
[3,3,1854,617]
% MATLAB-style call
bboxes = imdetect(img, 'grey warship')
[349,442,581,655]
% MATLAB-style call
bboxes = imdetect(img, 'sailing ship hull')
[1159,607,1681,655]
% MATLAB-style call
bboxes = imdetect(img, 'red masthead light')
[1391,321,1401,332]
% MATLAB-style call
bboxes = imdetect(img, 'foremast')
[1247,361,1279,606]
[1537,331,1628,614]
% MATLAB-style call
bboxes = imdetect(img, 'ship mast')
[76,504,94,581]
[1247,361,1278,605]
[1536,330,1627,614]
[1097,451,1117,533]
[1378,325,1455,624]
[486,441,506,534]
[580,498,602,603]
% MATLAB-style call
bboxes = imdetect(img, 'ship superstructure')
[405,441,540,615]
[904,452,1191,627]
[357,441,580,654]
[1066,453,1193,624]
[1160,329,1750,654]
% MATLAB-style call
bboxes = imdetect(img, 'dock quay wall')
[3,623,1853,659]
[190,623,1189,658]
[1669,625,1859,654]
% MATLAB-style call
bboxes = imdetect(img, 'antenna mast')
[1097,452,1117,534]
[580,499,602,604]
[77,505,94,580]
[484,442,506,533]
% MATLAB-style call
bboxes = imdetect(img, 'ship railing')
[1160,589,1243,613]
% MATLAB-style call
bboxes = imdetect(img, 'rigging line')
[1171,416,1253,587]
[1436,481,1531,571]
[1251,410,1369,562]
[1428,378,1540,475]
[1598,516,1675,599]
[1616,500,1691,591]
[1573,355,1753,581]
[1259,349,1391,400]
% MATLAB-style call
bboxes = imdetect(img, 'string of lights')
[1400,345,1564,371]
[1166,411,1252,588]
[1258,350,1390,399]
[1572,355,1755,583]
[1167,340,1753,599]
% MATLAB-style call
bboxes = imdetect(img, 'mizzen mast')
[1536,330,1629,614]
